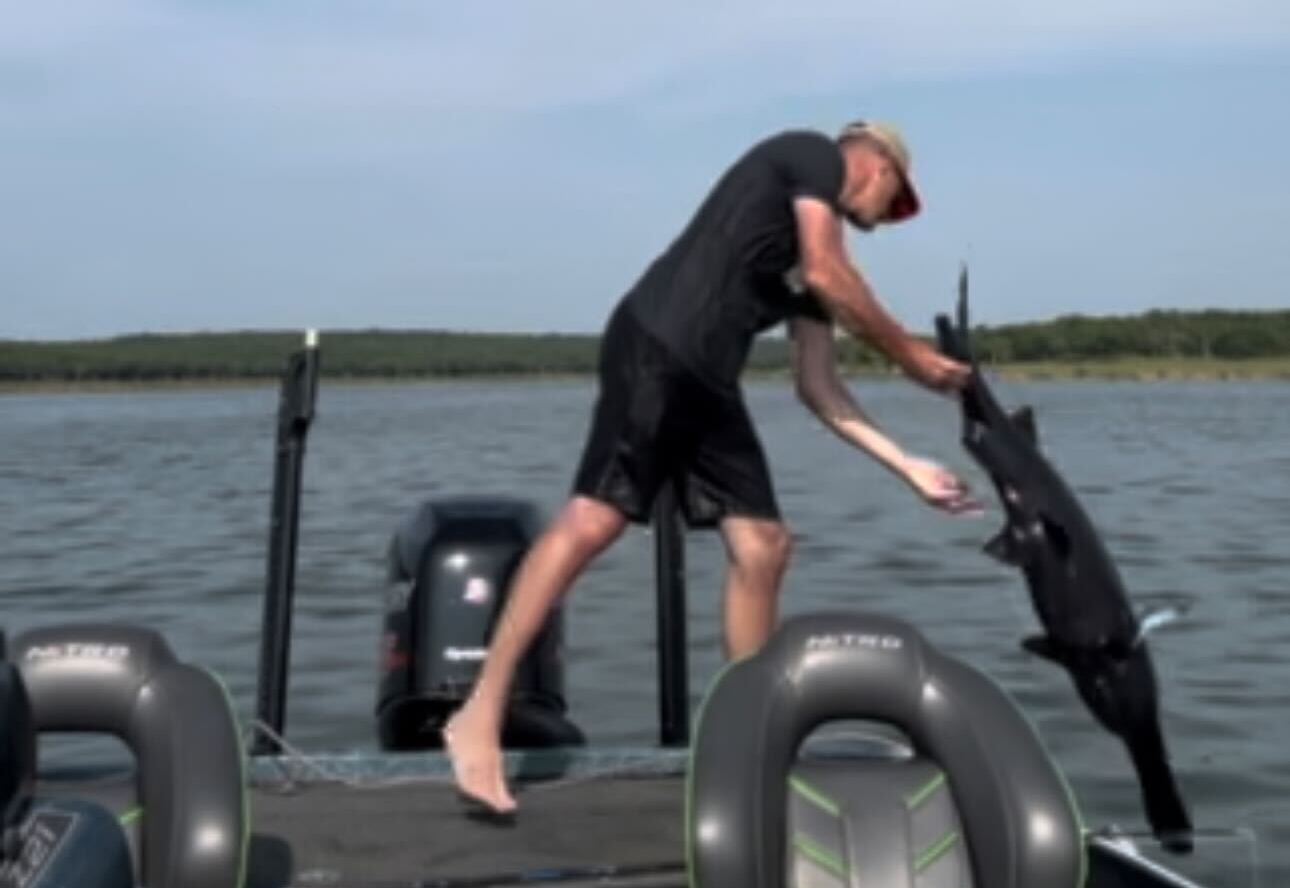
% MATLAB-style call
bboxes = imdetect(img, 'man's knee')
[727,519,793,577]
[556,496,628,555]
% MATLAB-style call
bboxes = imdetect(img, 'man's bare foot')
[442,707,517,815]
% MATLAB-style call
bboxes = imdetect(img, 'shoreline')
[3,357,1290,395]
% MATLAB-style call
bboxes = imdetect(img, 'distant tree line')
[967,309,1290,363]
[2,309,1288,383]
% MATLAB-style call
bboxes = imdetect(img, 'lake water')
[3,377,1288,883]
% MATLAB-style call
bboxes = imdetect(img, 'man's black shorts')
[572,303,781,528]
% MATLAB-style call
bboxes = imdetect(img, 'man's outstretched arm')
[791,316,981,514]
[789,316,909,475]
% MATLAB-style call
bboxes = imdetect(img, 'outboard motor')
[8,624,246,888]
[378,496,584,750]
[688,612,1086,888]
[1,630,133,888]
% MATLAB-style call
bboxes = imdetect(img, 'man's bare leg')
[443,496,627,813]
[718,516,793,660]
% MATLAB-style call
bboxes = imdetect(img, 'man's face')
[842,158,903,231]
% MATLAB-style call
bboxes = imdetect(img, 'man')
[445,121,979,813]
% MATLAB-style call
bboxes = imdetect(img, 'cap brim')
[886,173,921,222]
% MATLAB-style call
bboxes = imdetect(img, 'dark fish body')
[936,267,1193,852]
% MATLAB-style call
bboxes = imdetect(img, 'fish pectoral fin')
[984,527,1022,565]
[1021,634,1064,663]
[1009,406,1039,444]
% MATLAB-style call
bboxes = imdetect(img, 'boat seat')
[688,611,1085,888]
[11,624,246,888]
[2,635,134,888]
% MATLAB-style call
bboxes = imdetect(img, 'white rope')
[243,719,447,791]
[241,719,679,796]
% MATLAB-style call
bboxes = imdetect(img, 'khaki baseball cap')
[838,120,921,222]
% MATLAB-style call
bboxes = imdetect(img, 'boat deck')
[38,749,695,888]
[36,746,1211,888]
[247,752,690,888]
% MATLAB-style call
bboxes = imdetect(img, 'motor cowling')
[377,497,584,750]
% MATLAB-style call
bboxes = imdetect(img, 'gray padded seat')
[11,624,246,888]
[688,611,1085,888]
[2,635,134,888]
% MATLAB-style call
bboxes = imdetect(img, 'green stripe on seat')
[684,660,738,888]
[986,671,1090,887]
[118,807,142,826]
[793,833,849,879]
[905,771,945,809]
[915,831,960,871]
[790,775,841,817]
[203,666,250,888]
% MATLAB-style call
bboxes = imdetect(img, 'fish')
[935,265,1193,853]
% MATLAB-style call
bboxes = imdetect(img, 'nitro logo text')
[24,643,131,661]
[805,633,904,652]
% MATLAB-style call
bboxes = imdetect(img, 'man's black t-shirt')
[621,129,844,392]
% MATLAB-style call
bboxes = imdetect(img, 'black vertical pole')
[252,330,320,756]
[653,481,690,747]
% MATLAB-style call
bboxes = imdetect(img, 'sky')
[2,1,1289,340]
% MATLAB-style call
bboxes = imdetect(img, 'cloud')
[6,0,1289,122]
[5,1,1287,171]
